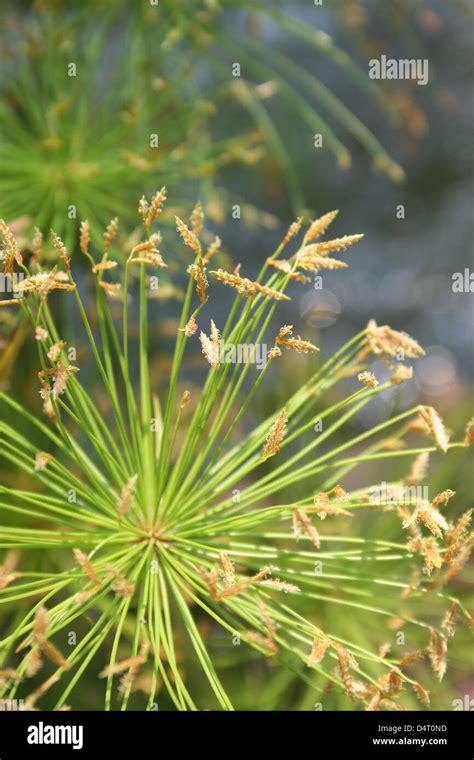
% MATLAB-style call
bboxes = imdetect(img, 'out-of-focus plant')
[0,0,419,250]
[0,197,471,710]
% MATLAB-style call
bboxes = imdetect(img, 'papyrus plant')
[0,197,472,710]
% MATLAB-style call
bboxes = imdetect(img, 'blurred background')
[0,0,472,709]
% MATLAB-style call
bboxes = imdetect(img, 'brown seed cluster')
[118,474,138,519]
[199,320,221,368]
[357,370,379,388]
[303,210,339,243]
[15,270,76,301]
[0,219,23,272]
[275,325,318,353]
[416,405,450,453]
[187,258,208,303]
[199,553,298,602]
[176,215,201,255]
[362,319,424,365]
[262,409,287,459]
[210,268,290,300]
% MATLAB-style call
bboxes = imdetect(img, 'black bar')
[0,710,471,757]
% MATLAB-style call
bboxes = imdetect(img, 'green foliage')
[0,200,471,710]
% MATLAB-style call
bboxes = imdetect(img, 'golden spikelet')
[33,606,70,670]
[100,643,149,678]
[428,629,447,680]
[441,601,459,638]
[297,250,349,272]
[33,605,48,638]
[198,565,219,600]
[311,487,352,518]
[109,569,134,598]
[38,361,79,400]
[266,258,311,282]
[408,536,442,576]
[412,681,430,706]
[34,451,52,472]
[304,234,364,256]
[267,346,282,360]
[180,390,191,408]
[182,315,198,337]
[199,320,221,368]
[384,669,403,697]
[219,551,235,587]
[363,320,424,363]
[282,216,303,246]
[98,280,121,298]
[464,417,474,446]
[25,648,43,677]
[129,237,166,267]
[216,566,273,600]
[190,201,204,236]
[134,238,164,260]
[378,642,391,658]
[187,259,208,303]
[404,452,430,486]
[293,508,320,548]
[0,550,19,590]
[257,578,299,593]
[311,502,352,520]
[265,258,290,273]
[432,489,455,508]
[314,491,330,509]
[391,364,413,384]
[309,634,330,665]
[79,220,90,255]
[399,649,425,667]
[202,235,221,263]
[417,406,450,453]
[0,219,22,272]
[358,370,379,388]
[292,508,302,540]
[442,545,472,584]
[367,691,382,711]
[50,361,79,399]
[333,484,350,502]
[104,217,119,252]
[146,187,167,226]
[31,227,43,262]
[92,260,118,273]
[404,502,448,539]
[15,270,76,301]
[303,210,338,243]
[211,564,284,602]
[444,510,473,562]
[464,612,474,633]
[262,409,287,459]
[176,215,201,255]
[335,644,355,698]
[276,325,319,353]
[52,231,70,271]
[73,548,102,588]
[47,340,66,362]
[138,196,149,223]
[246,632,278,658]
[210,268,290,300]
[118,474,138,519]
